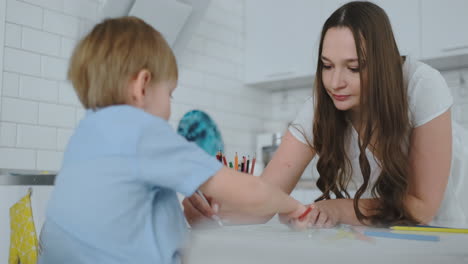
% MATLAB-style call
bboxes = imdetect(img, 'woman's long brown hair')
[312,1,417,225]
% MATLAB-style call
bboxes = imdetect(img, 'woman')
[183,1,466,227]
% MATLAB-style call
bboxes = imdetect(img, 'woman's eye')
[349,67,360,73]
[323,65,332,70]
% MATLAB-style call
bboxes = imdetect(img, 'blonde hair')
[68,16,178,109]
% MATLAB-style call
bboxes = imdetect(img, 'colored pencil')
[391,226,468,234]
[250,155,256,174]
[364,231,439,242]
[298,207,312,221]
[234,152,238,172]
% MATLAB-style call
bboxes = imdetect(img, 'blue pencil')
[364,231,439,242]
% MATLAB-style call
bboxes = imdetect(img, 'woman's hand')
[281,199,344,230]
[182,193,219,227]
[306,200,343,228]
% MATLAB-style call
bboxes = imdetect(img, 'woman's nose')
[330,69,346,90]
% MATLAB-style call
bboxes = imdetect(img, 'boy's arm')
[199,167,307,223]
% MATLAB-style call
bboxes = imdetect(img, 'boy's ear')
[129,69,151,107]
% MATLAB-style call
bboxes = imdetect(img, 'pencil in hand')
[298,207,312,221]
[196,190,223,226]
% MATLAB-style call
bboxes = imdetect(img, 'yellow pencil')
[234,152,238,171]
[391,226,468,234]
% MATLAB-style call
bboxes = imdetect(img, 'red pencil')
[250,155,256,174]
[298,207,312,221]
[242,156,247,172]
[222,155,227,166]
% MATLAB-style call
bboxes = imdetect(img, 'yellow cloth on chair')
[9,189,38,264]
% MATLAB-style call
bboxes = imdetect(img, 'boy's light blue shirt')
[38,105,222,264]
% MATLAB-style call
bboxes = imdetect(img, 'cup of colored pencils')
[216,151,256,175]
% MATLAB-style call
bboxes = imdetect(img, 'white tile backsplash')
[172,85,216,108]
[5,22,21,48]
[60,37,76,59]
[0,122,17,147]
[178,67,204,88]
[58,81,80,106]
[19,75,59,102]
[75,108,86,125]
[63,0,97,20]
[6,0,43,29]
[22,27,61,56]
[2,72,20,97]
[0,148,36,169]
[4,47,41,76]
[23,0,64,12]
[43,9,79,38]
[17,124,57,149]
[41,55,68,81]
[57,128,73,150]
[38,103,75,128]
[36,150,62,171]
[1,97,38,124]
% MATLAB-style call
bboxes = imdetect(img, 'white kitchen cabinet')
[372,0,420,58]
[245,0,322,89]
[245,0,421,89]
[421,0,468,60]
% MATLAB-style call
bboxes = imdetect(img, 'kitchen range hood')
[97,0,210,56]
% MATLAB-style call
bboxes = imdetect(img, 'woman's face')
[321,27,362,112]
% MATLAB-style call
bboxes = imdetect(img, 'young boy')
[38,17,307,264]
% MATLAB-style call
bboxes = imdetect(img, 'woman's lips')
[332,94,350,101]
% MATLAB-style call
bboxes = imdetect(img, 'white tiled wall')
[0,0,270,171]
[0,0,99,171]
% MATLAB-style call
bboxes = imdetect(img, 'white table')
[186,221,468,264]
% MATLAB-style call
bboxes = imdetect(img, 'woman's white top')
[289,56,468,225]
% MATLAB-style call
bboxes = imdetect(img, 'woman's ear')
[129,69,151,107]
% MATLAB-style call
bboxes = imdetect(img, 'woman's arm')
[261,131,316,193]
[300,110,453,227]
[405,109,452,223]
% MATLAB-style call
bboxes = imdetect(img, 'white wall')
[0,0,269,172]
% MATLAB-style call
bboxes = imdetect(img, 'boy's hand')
[279,203,311,230]
[182,193,219,227]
